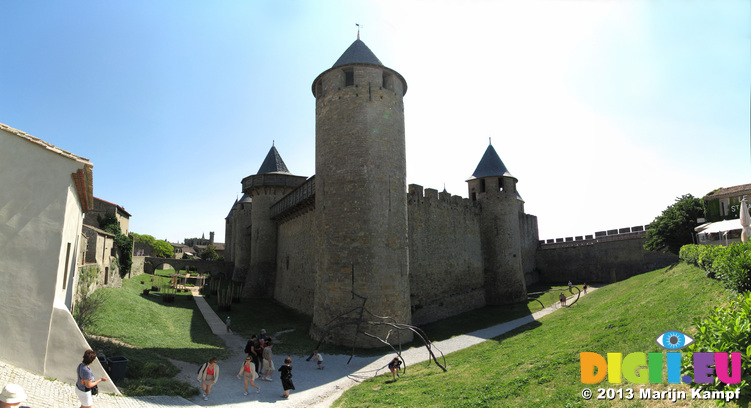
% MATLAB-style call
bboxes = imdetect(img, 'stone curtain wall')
[520,213,540,285]
[536,235,677,284]
[407,185,485,325]
[274,211,317,314]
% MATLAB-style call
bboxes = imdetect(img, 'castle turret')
[224,198,238,263]
[467,143,527,304]
[241,145,306,297]
[311,37,412,346]
[229,194,252,280]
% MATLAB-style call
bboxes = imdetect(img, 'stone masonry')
[225,37,538,347]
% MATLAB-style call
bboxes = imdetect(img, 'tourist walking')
[559,292,567,307]
[262,342,275,381]
[75,349,108,408]
[237,356,260,395]
[279,357,294,398]
[253,338,265,374]
[583,282,588,294]
[197,357,219,401]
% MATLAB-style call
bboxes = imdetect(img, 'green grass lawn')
[90,272,229,364]
[333,263,746,408]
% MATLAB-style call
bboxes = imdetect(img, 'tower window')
[480,179,486,193]
[382,72,392,91]
[344,69,354,87]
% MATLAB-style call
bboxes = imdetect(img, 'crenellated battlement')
[539,225,649,249]
[407,184,476,214]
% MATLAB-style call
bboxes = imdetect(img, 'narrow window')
[498,177,504,191]
[344,69,354,86]
[382,72,391,90]
[480,179,486,193]
[104,267,109,285]
[471,192,477,202]
[63,243,71,289]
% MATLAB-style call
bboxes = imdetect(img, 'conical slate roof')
[332,39,383,68]
[257,145,290,175]
[471,144,515,179]
[226,198,238,219]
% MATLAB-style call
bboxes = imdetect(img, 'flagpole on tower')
[356,23,360,39]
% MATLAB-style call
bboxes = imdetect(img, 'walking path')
[0,288,596,408]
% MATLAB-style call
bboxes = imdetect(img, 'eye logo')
[655,330,694,350]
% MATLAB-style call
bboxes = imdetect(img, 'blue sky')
[2,0,749,243]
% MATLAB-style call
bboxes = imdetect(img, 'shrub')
[683,292,751,404]
[73,292,104,333]
[680,243,751,292]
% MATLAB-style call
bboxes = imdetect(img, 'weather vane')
[356,23,361,39]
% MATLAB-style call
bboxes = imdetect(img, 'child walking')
[312,350,324,369]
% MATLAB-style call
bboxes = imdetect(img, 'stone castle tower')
[240,146,306,297]
[225,36,537,348]
[467,144,528,304]
[310,37,412,345]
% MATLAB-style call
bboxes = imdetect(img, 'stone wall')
[536,233,677,284]
[131,255,146,277]
[520,213,540,285]
[407,185,485,325]
[274,211,317,314]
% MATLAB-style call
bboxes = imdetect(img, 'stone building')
[224,38,538,347]
[84,196,131,235]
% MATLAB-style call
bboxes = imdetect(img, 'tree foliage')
[153,240,174,258]
[200,244,218,261]
[644,194,705,255]
[132,233,156,247]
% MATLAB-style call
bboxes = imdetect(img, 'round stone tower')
[311,37,412,347]
[229,194,252,281]
[467,143,527,304]
[241,145,306,297]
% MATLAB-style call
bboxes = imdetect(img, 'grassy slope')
[333,264,744,408]
[90,272,229,364]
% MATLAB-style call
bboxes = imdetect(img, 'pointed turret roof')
[332,39,383,68]
[226,198,238,219]
[257,145,290,175]
[471,144,515,180]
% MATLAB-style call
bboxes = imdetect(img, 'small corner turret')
[467,141,517,202]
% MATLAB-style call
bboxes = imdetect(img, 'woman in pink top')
[197,357,219,401]
[237,356,260,395]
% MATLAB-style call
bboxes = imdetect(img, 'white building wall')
[0,126,116,393]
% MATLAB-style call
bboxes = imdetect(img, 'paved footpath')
[0,287,596,407]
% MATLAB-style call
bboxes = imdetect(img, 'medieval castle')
[223,37,539,346]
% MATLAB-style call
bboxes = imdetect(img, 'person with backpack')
[196,357,219,401]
